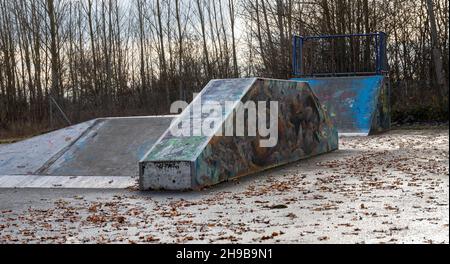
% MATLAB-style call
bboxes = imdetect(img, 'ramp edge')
[0,175,136,189]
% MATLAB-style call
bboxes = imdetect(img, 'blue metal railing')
[292,32,388,77]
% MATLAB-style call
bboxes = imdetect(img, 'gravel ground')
[0,128,448,244]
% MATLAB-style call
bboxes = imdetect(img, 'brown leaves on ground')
[0,129,448,244]
[86,215,106,224]
[260,231,285,241]
[266,204,288,210]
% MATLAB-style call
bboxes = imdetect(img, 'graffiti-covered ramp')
[291,76,391,136]
[139,78,338,191]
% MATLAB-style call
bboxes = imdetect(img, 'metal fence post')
[299,36,304,76]
[292,36,297,76]
[375,33,380,75]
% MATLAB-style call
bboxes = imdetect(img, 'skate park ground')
[0,126,448,244]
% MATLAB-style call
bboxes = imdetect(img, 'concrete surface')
[0,175,135,189]
[0,120,97,175]
[0,128,448,244]
[45,116,174,177]
[0,116,174,188]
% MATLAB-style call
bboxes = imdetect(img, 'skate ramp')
[0,120,97,175]
[41,117,174,176]
[140,78,338,191]
[0,116,174,188]
[291,76,391,136]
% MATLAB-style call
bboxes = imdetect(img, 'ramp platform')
[140,78,338,190]
[0,116,174,188]
[291,76,391,135]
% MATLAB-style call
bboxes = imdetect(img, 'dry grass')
[0,108,163,143]
[0,121,52,144]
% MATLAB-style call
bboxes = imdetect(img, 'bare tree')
[0,0,448,139]
[426,0,448,107]
[229,0,238,77]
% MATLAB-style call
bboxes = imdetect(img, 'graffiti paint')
[291,75,391,135]
[140,78,338,190]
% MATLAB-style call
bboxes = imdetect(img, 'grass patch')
[392,105,449,124]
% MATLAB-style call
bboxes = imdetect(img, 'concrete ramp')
[140,78,338,190]
[0,120,97,176]
[42,117,174,176]
[291,76,391,135]
[0,116,174,188]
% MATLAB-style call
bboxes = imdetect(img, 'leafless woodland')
[0,0,448,138]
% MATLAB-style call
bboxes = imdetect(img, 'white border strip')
[0,175,136,189]
[339,132,369,137]
[102,115,178,120]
